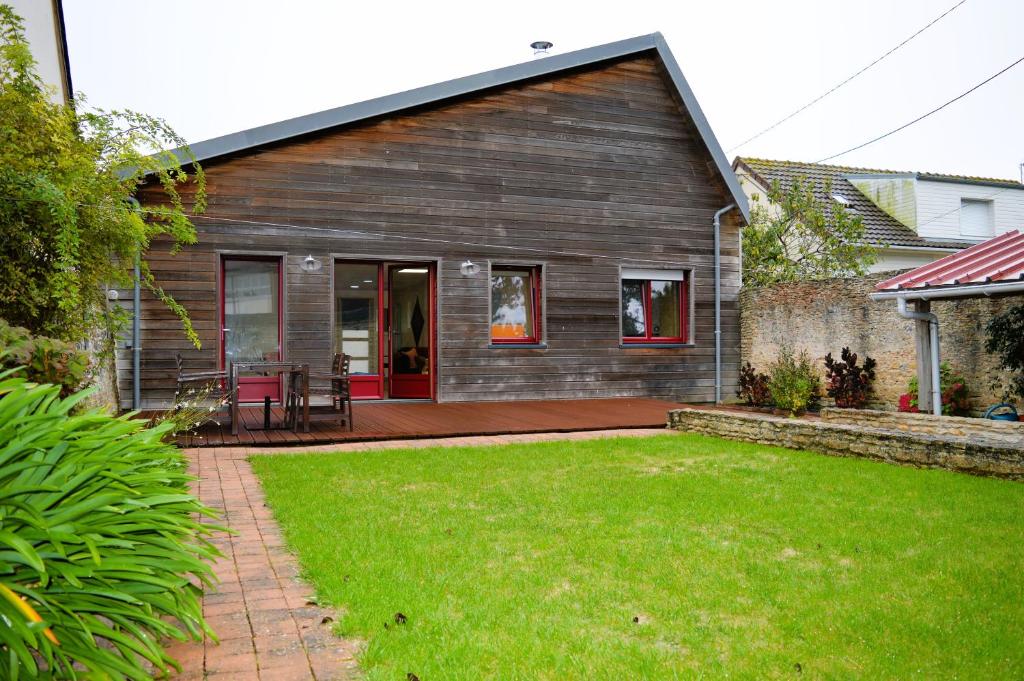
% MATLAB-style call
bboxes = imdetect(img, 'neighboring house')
[8,0,72,104]
[734,157,1024,273]
[122,33,749,409]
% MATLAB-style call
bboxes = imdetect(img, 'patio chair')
[288,353,353,431]
[174,352,229,404]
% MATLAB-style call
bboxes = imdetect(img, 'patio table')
[230,361,309,436]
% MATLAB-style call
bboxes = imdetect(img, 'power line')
[815,54,1024,163]
[727,0,969,153]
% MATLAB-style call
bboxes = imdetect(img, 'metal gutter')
[846,172,1023,191]
[870,280,1024,301]
[882,245,961,253]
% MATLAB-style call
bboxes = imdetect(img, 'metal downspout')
[713,204,736,404]
[897,297,942,416]
[128,198,142,411]
[133,257,141,411]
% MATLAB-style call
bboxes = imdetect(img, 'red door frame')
[387,263,435,400]
[220,255,284,403]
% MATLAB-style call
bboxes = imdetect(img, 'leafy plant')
[737,361,771,406]
[0,318,89,396]
[905,363,971,416]
[0,6,205,348]
[156,381,232,446]
[767,347,822,416]
[0,371,221,679]
[824,347,877,408]
[742,175,877,287]
[985,302,1024,404]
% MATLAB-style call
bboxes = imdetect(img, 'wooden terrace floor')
[176,398,683,448]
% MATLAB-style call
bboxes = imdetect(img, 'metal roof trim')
[155,33,749,222]
[875,229,1024,291]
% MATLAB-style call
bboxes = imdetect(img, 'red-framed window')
[621,272,690,344]
[490,265,542,344]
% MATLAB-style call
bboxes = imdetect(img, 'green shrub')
[0,319,89,396]
[907,363,971,416]
[985,303,1024,403]
[0,371,220,679]
[767,347,822,416]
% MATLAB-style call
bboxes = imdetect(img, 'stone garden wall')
[819,407,1023,445]
[667,407,1024,479]
[739,272,1017,412]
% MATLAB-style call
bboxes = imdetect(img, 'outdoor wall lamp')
[460,259,481,276]
[300,254,322,273]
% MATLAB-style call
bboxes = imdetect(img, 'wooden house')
[124,33,749,409]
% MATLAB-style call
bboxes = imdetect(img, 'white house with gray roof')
[733,157,1024,273]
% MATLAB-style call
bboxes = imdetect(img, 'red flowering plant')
[901,363,971,416]
[897,393,919,413]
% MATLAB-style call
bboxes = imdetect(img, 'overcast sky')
[63,0,1023,181]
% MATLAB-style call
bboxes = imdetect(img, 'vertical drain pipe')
[133,256,141,411]
[897,297,942,416]
[713,204,736,404]
[129,198,142,411]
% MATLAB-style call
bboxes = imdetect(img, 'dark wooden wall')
[120,55,742,408]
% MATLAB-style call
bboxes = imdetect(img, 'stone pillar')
[914,300,933,413]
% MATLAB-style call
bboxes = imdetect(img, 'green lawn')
[251,434,1024,680]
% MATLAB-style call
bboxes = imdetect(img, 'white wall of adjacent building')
[914,179,1024,243]
[9,0,68,104]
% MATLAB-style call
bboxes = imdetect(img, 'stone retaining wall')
[819,407,1023,445]
[667,408,1024,479]
[739,272,1017,412]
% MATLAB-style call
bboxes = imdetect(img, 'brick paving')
[169,427,671,679]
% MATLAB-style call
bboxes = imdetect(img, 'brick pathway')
[169,427,671,679]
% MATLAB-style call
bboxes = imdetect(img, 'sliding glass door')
[334,260,434,400]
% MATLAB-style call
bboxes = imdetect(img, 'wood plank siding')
[121,55,742,408]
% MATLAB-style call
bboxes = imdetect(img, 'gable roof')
[734,157,978,250]
[873,229,1024,299]
[163,33,749,223]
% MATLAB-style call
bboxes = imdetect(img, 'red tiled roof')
[875,230,1024,291]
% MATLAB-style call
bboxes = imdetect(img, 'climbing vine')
[0,5,205,347]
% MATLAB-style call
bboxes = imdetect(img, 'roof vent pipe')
[713,204,736,404]
[896,297,942,416]
[531,41,553,57]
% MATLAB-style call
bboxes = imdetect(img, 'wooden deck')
[175,398,683,448]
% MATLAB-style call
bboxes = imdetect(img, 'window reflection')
[621,280,646,337]
[491,268,538,342]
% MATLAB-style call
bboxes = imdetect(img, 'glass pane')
[650,280,681,338]
[335,263,379,375]
[621,280,646,338]
[391,267,430,375]
[491,270,534,340]
[224,259,280,363]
